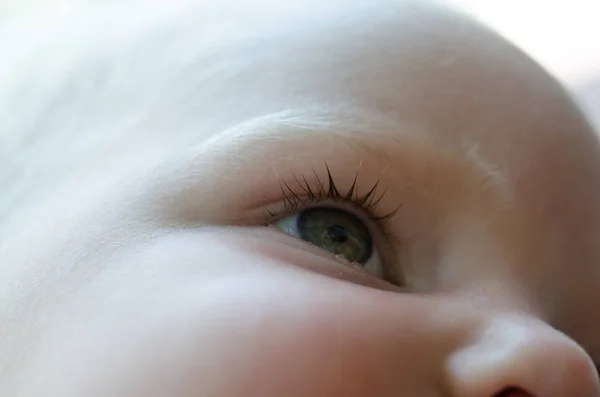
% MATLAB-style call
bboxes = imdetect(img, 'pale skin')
[1,0,600,396]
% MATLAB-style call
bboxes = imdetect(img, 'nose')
[445,315,600,397]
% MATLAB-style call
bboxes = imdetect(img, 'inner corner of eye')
[271,213,298,231]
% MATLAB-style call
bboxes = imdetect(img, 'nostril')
[494,387,532,397]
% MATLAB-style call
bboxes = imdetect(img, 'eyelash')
[264,163,400,236]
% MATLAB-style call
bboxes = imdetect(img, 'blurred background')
[452,0,600,130]
[2,0,599,129]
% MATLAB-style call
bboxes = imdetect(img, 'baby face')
[1,0,600,396]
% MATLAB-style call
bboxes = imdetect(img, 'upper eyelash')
[267,162,400,223]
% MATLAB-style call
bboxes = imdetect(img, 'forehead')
[0,7,599,212]
[0,1,592,145]
[0,2,598,195]
[2,0,599,215]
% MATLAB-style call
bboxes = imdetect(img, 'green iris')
[296,207,373,264]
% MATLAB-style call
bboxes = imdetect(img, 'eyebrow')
[201,108,435,164]
[215,109,508,192]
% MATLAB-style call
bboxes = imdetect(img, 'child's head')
[2,0,600,396]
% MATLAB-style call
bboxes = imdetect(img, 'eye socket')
[273,206,384,278]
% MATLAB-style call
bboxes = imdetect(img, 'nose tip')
[445,316,600,397]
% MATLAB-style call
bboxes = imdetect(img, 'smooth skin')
[1,0,600,396]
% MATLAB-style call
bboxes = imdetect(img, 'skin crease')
[2,0,600,396]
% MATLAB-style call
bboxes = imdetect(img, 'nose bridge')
[444,315,600,397]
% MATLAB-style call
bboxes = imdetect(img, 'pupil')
[327,224,349,243]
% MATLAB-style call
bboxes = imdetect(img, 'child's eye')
[273,206,384,279]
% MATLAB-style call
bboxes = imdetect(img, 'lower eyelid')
[245,225,405,292]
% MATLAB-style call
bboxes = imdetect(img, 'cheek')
[101,278,435,397]
[16,234,444,396]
